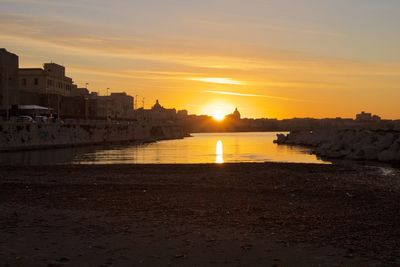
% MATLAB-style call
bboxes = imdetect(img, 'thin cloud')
[204,90,305,102]
[190,77,244,85]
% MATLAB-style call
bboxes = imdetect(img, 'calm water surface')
[0,132,330,165]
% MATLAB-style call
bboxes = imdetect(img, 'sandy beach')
[1,163,399,266]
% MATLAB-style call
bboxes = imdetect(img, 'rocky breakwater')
[275,129,400,163]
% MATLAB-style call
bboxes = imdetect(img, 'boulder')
[396,151,400,162]
[326,150,345,158]
[378,149,397,162]
[275,134,287,144]
[375,133,395,150]
[363,146,378,160]
[339,149,352,158]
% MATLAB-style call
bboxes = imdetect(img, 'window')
[34,78,38,85]
[22,78,27,86]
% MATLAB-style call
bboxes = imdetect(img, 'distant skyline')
[1,0,399,119]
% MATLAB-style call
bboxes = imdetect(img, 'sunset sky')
[1,0,399,119]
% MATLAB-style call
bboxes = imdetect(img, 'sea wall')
[0,120,186,151]
[275,129,400,163]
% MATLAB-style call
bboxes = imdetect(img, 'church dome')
[232,107,241,120]
[152,99,163,110]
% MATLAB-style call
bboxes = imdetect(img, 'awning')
[17,105,53,111]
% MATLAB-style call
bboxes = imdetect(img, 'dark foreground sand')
[0,163,400,266]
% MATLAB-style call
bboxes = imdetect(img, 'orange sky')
[1,0,399,119]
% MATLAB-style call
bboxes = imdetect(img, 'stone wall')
[0,120,186,151]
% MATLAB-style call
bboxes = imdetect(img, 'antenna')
[135,95,138,110]
[142,97,145,109]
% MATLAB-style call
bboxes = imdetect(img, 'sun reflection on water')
[216,140,224,164]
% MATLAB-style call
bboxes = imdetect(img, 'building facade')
[18,63,77,97]
[0,49,19,111]
[109,93,134,119]
[356,111,381,122]
[89,92,134,119]
[1,48,136,120]
[135,100,177,122]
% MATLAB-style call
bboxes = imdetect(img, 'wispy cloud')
[190,77,244,85]
[0,13,335,71]
[1,12,398,78]
[204,90,305,102]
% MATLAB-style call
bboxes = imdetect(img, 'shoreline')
[1,163,399,266]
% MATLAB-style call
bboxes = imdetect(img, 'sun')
[202,100,234,121]
[212,110,226,121]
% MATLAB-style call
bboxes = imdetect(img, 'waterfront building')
[151,100,177,122]
[109,93,134,119]
[18,63,78,97]
[0,49,20,114]
[89,92,134,119]
[71,87,90,97]
[177,109,188,119]
[18,63,80,115]
[135,100,177,122]
[356,111,381,122]
[60,96,88,119]
[0,49,148,121]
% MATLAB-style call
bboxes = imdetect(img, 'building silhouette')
[0,48,138,120]
[0,49,19,115]
[356,111,381,122]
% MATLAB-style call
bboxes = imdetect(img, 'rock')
[376,133,395,150]
[326,150,345,158]
[319,143,332,151]
[274,134,287,144]
[331,141,345,151]
[276,129,400,163]
[58,257,69,262]
[378,149,397,162]
[354,134,375,151]
[363,146,378,160]
[396,151,400,162]
[174,254,187,259]
[339,149,351,158]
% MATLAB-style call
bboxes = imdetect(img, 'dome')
[232,107,241,120]
[152,99,163,110]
